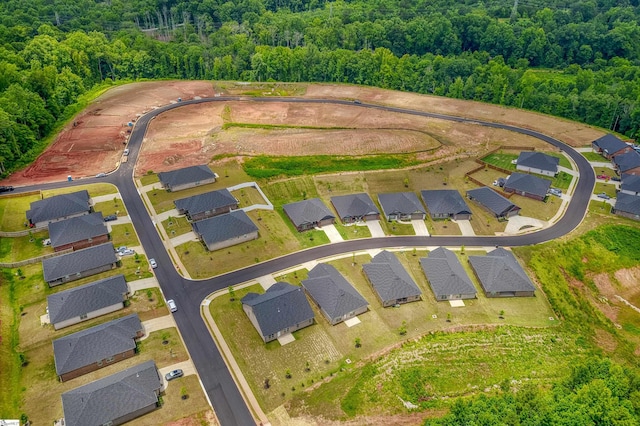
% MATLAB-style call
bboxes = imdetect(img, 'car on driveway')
[119,248,135,256]
[597,174,609,180]
[149,258,158,269]
[167,299,177,312]
[103,214,117,222]
[165,368,183,381]
[611,176,621,182]
[597,192,611,200]
[548,188,562,197]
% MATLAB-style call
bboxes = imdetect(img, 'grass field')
[379,219,416,236]
[93,198,128,217]
[334,223,372,240]
[481,153,518,171]
[162,216,192,237]
[42,183,118,198]
[109,223,142,249]
[0,193,40,231]
[582,151,607,162]
[231,186,266,207]
[0,230,52,262]
[594,182,617,198]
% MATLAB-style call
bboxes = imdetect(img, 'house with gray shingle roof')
[466,187,520,219]
[592,134,632,159]
[330,193,380,224]
[192,210,258,251]
[42,243,118,287]
[48,212,109,252]
[283,198,336,232]
[302,264,368,325]
[47,274,129,330]
[503,172,551,201]
[420,247,476,300]
[61,360,162,426]
[174,188,238,221]
[26,190,92,228]
[620,174,640,196]
[516,151,560,176]
[377,192,426,221]
[613,151,640,175]
[421,190,472,220]
[53,313,143,381]
[158,164,217,192]
[362,251,421,307]
[241,282,315,343]
[612,192,640,221]
[468,248,536,297]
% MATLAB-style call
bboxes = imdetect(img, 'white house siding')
[53,302,124,330]
[170,177,217,192]
[205,231,259,251]
[516,165,555,177]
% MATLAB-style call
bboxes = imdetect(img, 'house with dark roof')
[241,282,315,343]
[158,164,217,192]
[26,190,92,228]
[362,251,421,307]
[42,243,118,287]
[466,187,521,219]
[592,133,632,159]
[330,193,380,224]
[612,192,640,221]
[468,248,536,297]
[302,263,368,325]
[516,151,559,176]
[377,192,426,221]
[283,198,336,232]
[48,212,109,252]
[47,274,129,330]
[174,188,238,221]
[192,210,258,251]
[53,314,143,381]
[421,190,472,220]
[61,360,162,426]
[620,174,640,196]
[503,172,551,201]
[613,151,640,176]
[420,247,477,300]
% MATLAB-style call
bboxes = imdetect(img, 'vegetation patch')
[93,197,127,217]
[162,215,192,238]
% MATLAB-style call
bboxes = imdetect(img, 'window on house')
[106,356,114,363]
[80,314,88,320]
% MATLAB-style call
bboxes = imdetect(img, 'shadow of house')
[516,151,559,177]
[420,247,477,301]
[43,243,118,287]
[592,133,632,160]
[48,212,109,252]
[283,198,336,232]
[466,187,520,219]
[174,188,238,221]
[362,250,421,307]
[192,210,258,251]
[53,313,143,382]
[377,192,426,221]
[468,248,535,297]
[503,172,551,201]
[241,282,315,343]
[330,193,380,224]
[158,164,217,192]
[47,274,129,330]
[612,192,640,221]
[26,190,92,228]
[421,190,472,220]
[61,360,162,426]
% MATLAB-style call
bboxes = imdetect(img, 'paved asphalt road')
[14,97,595,426]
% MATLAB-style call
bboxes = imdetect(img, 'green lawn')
[582,151,607,162]
[109,224,141,249]
[162,216,192,237]
[594,182,617,198]
[231,186,266,208]
[42,183,118,198]
[379,220,416,236]
[139,173,160,186]
[0,230,53,262]
[94,198,127,217]
[480,153,518,171]
[334,223,372,240]
[551,171,573,190]
[0,193,40,231]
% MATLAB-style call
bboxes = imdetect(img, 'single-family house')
[421,190,472,220]
[468,248,536,297]
[503,172,551,201]
[26,190,92,228]
[48,212,109,252]
[47,274,129,330]
[283,198,336,232]
[592,133,632,159]
[620,174,640,196]
[42,243,118,287]
[192,210,258,251]
[377,192,426,221]
[157,164,217,192]
[420,247,477,300]
[241,282,315,343]
[302,264,368,325]
[174,188,238,221]
[53,313,143,382]
[613,151,640,176]
[516,151,559,176]
[466,187,521,219]
[61,360,162,426]
[330,193,380,224]
[362,250,421,307]
[612,192,640,221]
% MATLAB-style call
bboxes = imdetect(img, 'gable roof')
[61,360,161,426]
[192,210,258,246]
[466,187,520,217]
[468,248,535,293]
[158,164,215,188]
[614,192,640,216]
[377,192,426,217]
[504,172,551,198]
[48,212,108,248]
[593,133,628,155]
[42,243,118,283]
[613,151,640,172]
[302,264,368,319]
[420,247,476,298]
[26,190,91,224]
[330,193,379,219]
[421,190,471,216]
[241,282,314,337]
[283,198,335,227]
[363,250,421,302]
[47,274,129,324]
[621,174,640,193]
[53,313,142,376]
[174,188,237,216]
[516,151,559,173]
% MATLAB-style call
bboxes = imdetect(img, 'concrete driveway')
[141,315,177,339]
[159,360,197,388]
[322,224,344,243]
[453,219,475,236]
[411,219,429,236]
[366,220,385,238]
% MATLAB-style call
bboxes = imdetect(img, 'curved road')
[17,97,595,425]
